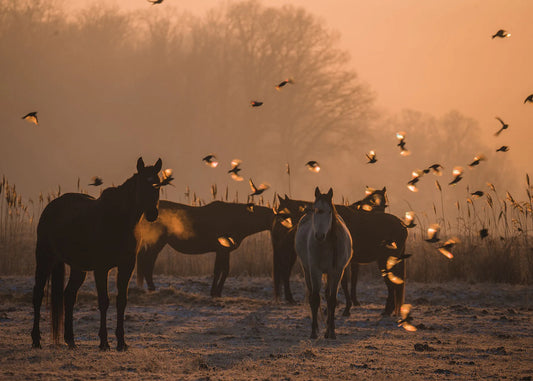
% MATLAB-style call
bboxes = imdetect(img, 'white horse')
[295,187,353,339]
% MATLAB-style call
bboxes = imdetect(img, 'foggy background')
[1,0,531,220]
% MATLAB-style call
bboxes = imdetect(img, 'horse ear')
[136,157,145,172]
[327,188,333,199]
[382,186,387,192]
[315,187,321,198]
[278,194,284,203]
[154,158,162,172]
[284,194,289,200]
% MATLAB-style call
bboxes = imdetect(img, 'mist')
[0,0,526,227]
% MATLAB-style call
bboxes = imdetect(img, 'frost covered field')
[0,275,531,380]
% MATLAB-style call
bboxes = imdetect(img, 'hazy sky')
[68,0,533,175]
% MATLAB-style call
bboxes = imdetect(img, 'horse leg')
[272,244,282,302]
[340,269,351,317]
[211,250,230,297]
[308,271,322,339]
[325,275,339,339]
[94,270,110,350]
[376,260,395,316]
[350,261,361,306]
[393,259,406,316]
[63,269,87,349]
[115,261,135,351]
[31,241,54,348]
[283,248,297,304]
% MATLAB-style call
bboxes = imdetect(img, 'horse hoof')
[310,333,318,339]
[324,332,336,340]
[99,343,110,351]
[32,342,42,349]
[286,298,297,305]
[342,309,350,317]
[381,310,392,317]
[351,300,361,307]
[148,287,156,292]
[117,343,129,352]
[67,341,77,349]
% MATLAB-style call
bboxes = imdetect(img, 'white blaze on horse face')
[312,198,332,241]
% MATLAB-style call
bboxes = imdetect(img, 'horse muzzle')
[145,208,159,222]
[314,232,326,241]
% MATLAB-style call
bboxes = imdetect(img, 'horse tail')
[50,261,64,345]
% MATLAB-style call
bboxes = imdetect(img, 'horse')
[135,200,274,296]
[31,157,163,351]
[273,192,407,316]
[271,187,387,305]
[295,187,352,339]
[352,187,388,212]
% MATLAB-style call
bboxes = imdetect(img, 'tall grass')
[0,176,531,284]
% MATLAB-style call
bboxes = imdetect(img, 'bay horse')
[31,157,163,351]
[295,187,352,339]
[135,200,274,296]
[273,192,407,316]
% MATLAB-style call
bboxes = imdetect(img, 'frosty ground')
[0,274,531,380]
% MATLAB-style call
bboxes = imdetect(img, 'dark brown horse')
[273,194,407,316]
[31,157,162,350]
[135,200,274,296]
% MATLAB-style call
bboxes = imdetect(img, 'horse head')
[136,157,162,222]
[312,187,334,242]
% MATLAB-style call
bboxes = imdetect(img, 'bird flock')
[16,21,532,333]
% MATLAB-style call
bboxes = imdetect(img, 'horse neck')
[99,175,143,227]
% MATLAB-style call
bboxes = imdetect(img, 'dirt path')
[0,275,531,380]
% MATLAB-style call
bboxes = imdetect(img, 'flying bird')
[404,211,416,228]
[228,159,243,181]
[437,238,459,259]
[202,154,219,168]
[492,29,511,39]
[381,256,406,285]
[524,94,533,104]
[366,150,377,164]
[496,145,509,152]
[494,117,509,136]
[407,177,419,193]
[425,224,440,243]
[427,164,443,176]
[160,169,174,186]
[218,236,235,248]
[250,100,263,107]
[397,304,417,332]
[89,176,103,186]
[22,111,38,125]
[275,78,294,90]
[249,178,270,196]
[305,161,321,173]
[396,132,410,156]
[147,0,164,4]
[471,191,484,198]
[468,154,485,168]
[449,166,464,185]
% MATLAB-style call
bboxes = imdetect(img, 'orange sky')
[70,0,533,175]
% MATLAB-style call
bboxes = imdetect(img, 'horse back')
[37,193,137,270]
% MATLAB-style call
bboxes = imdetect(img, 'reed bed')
[0,176,531,284]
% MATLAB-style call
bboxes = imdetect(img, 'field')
[0,274,531,380]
